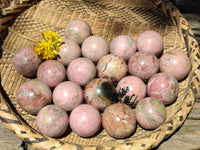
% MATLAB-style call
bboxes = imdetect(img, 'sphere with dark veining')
[69,104,101,137]
[128,51,159,80]
[102,103,136,138]
[57,39,81,66]
[17,80,52,114]
[36,105,69,138]
[110,35,137,61]
[82,35,109,63]
[53,81,84,111]
[37,60,67,88]
[147,73,179,105]
[14,47,42,77]
[137,30,163,56]
[84,78,118,111]
[97,54,127,82]
[135,97,166,130]
[67,57,96,86]
[160,49,191,80]
[116,76,146,107]
[65,19,91,44]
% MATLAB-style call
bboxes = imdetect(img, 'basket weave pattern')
[0,0,200,149]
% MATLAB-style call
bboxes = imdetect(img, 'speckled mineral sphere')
[116,76,146,107]
[17,80,52,114]
[57,39,81,66]
[102,103,136,138]
[36,105,69,138]
[53,81,83,111]
[97,54,127,82]
[67,58,96,86]
[69,104,101,137]
[147,73,179,105]
[160,50,191,80]
[14,47,42,77]
[128,51,159,80]
[65,19,91,44]
[137,30,163,56]
[82,35,109,63]
[84,78,118,111]
[135,97,166,130]
[37,60,67,88]
[110,35,136,61]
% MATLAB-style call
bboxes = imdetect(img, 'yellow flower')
[34,30,63,60]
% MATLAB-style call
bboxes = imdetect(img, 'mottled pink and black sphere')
[160,49,191,80]
[116,76,146,107]
[36,105,69,138]
[69,104,101,137]
[110,35,136,61]
[102,103,136,138]
[65,19,91,44]
[37,60,67,88]
[137,30,163,56]
[67,57,96,86]
[135,97,166,130]
[14,47,42,77]
[53,81,83,111]
[147,73,179,105]
[17,80,52,114]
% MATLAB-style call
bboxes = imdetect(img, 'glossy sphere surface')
[84,78,118,111]
[128,51,159,80]
[53,81,83,111]
[116,76,146,107]
[65,19,91,44]
[14,47,42,77]
[110,35,136,61]
[147,73,179,105]
[37,60,67,88]
[137,30,163,56]
[67,58,96,86]
[160,50,191,80]
[97,54,127,82]
[17,80,52,114]
[57,39,81,66]
[102,103,136,138]
[135,97,166,130]
[69,104,101,137]
[82,35,109,63]
[36,105,69,138]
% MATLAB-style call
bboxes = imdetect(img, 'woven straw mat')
[0,0,200,149]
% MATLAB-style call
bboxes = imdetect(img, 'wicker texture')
[0,0,200,149]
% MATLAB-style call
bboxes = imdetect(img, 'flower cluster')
[34,30,63,60]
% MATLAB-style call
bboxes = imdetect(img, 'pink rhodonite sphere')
[67,58,96,86]
[53,81,83,111]
[147,73,179,105]
[116,76,146,107]
[17,80,52,114]
[14,47,42,77]
[57,39,81,66]
[69,104,101,137]
[36,105,69,138]
[81,35,109,63]
[102,103,136,138]
[110,35,136,61]
[160,49,191,80]
[65,19,91,44]
[135,97,166,130]
[37,60,67,88]
[97,54,127,82]
[128,51,159,80]
[137,30,163,56]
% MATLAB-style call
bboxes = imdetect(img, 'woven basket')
[0,0,200,149]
